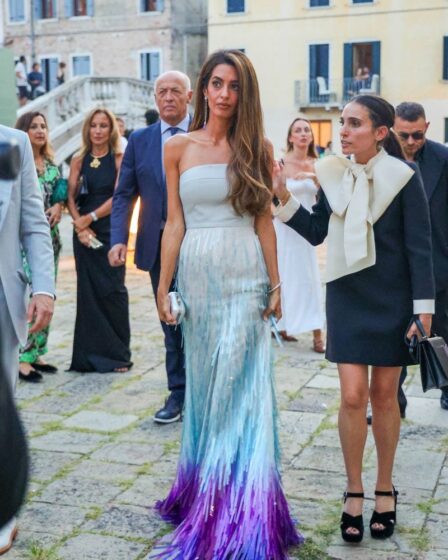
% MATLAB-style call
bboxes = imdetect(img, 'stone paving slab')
[82,504,163,540]
[18,502,88,535]
[30,429,110,454]
[57,533,146,560]
[90,441,164,465]
[30,449,81,483]
[116,475,172,507]
[38,474,124,506]
[62,410,139,432]
[70,459,139,482]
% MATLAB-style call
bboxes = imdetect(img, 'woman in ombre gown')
[151,50,302,559]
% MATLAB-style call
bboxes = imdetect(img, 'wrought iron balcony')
[294,75,381,109]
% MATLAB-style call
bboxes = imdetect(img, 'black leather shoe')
[397,386,407,418]
[19,369,43,383]
[32,362,58,374]
[441,388,448,411]
[154,394,183,424]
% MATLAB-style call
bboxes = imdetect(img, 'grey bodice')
[179,164,254,229]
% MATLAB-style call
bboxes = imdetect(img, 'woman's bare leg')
[370,366,401,528]
[338,363,369,534]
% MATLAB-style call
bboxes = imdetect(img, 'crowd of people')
[1,47,447,558]
[15,56,66,105]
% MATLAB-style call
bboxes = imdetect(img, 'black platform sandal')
[370,487,399,539]
[340,491,364,543]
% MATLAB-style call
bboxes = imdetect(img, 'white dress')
[274,178,324,335]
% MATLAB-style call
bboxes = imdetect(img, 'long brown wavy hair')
[190,50,273,216]
[15,111,55,163]
[77,107,122,160]
[286,117,318,159]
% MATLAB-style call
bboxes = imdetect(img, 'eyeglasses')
[396,131,425,141]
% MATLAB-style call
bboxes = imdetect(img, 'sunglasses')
[397,131,425,141]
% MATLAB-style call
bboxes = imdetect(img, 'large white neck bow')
[315,149,414,282]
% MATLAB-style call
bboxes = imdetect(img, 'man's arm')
[109,133,139,266]
[19,134,55,331]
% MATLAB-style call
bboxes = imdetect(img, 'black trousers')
[149,237,185,404]
[400,288,448,395]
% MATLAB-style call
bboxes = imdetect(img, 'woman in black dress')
[67,108,132,373]
[274,95,434,543]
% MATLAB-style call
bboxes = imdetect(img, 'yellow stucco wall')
[208,0,448,153]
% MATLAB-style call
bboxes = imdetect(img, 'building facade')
[209,0,448,153]
[3,0,207,92]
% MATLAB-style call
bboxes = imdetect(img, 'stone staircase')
[16,76,155,164]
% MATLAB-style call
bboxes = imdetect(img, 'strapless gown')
[150,164,302,559]
[274,178,324,335]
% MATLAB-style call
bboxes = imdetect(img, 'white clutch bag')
[168,292,186,325]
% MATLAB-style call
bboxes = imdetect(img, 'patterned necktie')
[168,126,181,136]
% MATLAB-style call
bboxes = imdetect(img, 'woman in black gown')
[67,108,132,373]
[274,95,434,543]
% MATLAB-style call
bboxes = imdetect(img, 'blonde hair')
[286,117,317,158]
[77,108,122,160]
[15,111,55,164]
[190,50,273,217]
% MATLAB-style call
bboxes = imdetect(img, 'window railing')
[294,76,381,108]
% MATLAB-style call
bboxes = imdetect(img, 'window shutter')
[156,0,164,11]
[87,0,94,16]
[371,41,381,76]
[309,45,317,79]
[310,0,329,6]
[64,0,73,17]
[10,0,25,22]
[443,37,448,80]
[227,0,245,13]
[52,0,57,17]
[150,52,160,81]
[34,0,43,20]
[343,43,353,79]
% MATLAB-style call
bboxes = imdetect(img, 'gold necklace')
[90,150,108,169]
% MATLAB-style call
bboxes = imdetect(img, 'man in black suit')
[395,102,448,412]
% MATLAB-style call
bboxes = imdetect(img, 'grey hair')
[154,71,191,92]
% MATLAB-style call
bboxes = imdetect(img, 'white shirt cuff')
[33,291,55,299]
[413,299,435,314]
[273,195,301,222]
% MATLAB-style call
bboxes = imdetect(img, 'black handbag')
[0,372,29,526]
[406,318,448,393]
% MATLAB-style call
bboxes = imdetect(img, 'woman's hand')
[263,288,282,322]
[157,291,177,325]
[73,214,93,232]
[46,203,62,227]
[293,171,319,187]
[272,160,290,205]
[77,227,96,248]
[406,313,432,339]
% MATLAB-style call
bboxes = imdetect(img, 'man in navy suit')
[395,102,448,412]
[109,71,192,423]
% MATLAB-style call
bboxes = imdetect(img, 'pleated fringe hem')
[148,466,303,560]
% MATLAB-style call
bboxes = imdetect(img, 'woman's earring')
[203,96,208,128]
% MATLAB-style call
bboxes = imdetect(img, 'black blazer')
[416,139,448,291]
[285,162,435,302]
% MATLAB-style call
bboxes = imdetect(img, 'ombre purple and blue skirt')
[149,164,303,559]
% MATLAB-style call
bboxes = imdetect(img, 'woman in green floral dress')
[15,112,67,382]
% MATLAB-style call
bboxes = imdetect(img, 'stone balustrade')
[17,76,155,164]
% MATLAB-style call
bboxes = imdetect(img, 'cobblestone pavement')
[9,216,448,560]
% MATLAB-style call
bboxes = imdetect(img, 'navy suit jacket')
[417,139,448,291]
[111,122,165,271]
